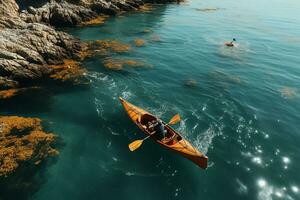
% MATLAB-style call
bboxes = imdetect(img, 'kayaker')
[153,119,167,140]
[225,38,236,47]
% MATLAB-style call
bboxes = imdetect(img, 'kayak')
[119,97,208,169]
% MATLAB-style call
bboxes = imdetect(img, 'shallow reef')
[103,58,146,70]
[0,89,18,99]
[134,38,146,47]
[81,15,108,26]
[279,87,298,99]
[150,35,162,42]
[94,40,132,53]
[184,79,198,87]
[0,116,58,177]
[49,59,87,83]
[0,87,41,100]
[210,70,242,85]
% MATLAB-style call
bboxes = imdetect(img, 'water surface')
[2,0,300,199]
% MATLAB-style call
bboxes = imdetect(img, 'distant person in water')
[225,38,236,47]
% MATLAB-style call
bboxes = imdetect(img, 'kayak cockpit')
[139,114,182,145]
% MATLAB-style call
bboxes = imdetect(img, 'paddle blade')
[168,114,181,125]
[128,140,144,151]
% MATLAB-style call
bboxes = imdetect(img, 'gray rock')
[0,0,84,84]
[20,1,97,27]
[0,0,179,88]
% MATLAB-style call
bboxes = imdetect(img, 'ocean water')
[2,0,300,199]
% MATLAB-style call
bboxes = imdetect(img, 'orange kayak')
[119,97,208,169]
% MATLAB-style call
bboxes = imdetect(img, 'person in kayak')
[225,38,236,47]
[154,120,167,140]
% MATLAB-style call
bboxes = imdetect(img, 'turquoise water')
[2,0,300,199]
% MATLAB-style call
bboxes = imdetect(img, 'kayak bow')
[119,97,208,169]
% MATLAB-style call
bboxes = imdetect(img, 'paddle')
[128,114,181,151]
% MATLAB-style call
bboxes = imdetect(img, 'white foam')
[124,171,158,177]
[258,185,273,200]
[94,98,105,119]
[194,126,217,154]
[236,178,248,194]
[112,157,118,162]
[121,91,132,99]
[85,71,108,82]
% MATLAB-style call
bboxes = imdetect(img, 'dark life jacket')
[154,121,166,140]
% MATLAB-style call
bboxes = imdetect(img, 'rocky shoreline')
[0,0,179,181]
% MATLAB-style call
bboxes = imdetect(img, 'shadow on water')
[0,152,60,200]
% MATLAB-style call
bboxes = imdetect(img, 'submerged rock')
[49,59,87,83]
[279,87,298,99]
[0,116,58,177]
[0,89,18,99]
[0,0,85,88]
[103,58,146,70]
[134,38,146,47]
[81,15,108,26]
[210,70,242,84]
[19,0,98,27]
[0,87,41,100]
[150,34,162,42]
[93,39,132,53]
[184,79,198,87]
[1,0,179,89]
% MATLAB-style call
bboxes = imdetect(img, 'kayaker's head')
[233,38,236,42]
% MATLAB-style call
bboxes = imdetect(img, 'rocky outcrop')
[20,0,97,27]
[0,116,58,177]
[0,0,85,90]
[19,0,148,27]
[0,0,180,90]
[0,23,83,80]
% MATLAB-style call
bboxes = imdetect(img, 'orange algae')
[81,15,108,26]
[0,89,18,99]
[103,58,146,70]
[94,40,131,53]
[0,116,58,177]
[79,47,94,60]
[49,59,87,82]
[279,87,298,99]
[0,87,41,100]
[134,39,146,47]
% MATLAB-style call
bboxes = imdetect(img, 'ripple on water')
[217,41,252,60]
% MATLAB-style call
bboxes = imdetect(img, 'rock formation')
[0,0,180,92]
[0,0,85,92]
